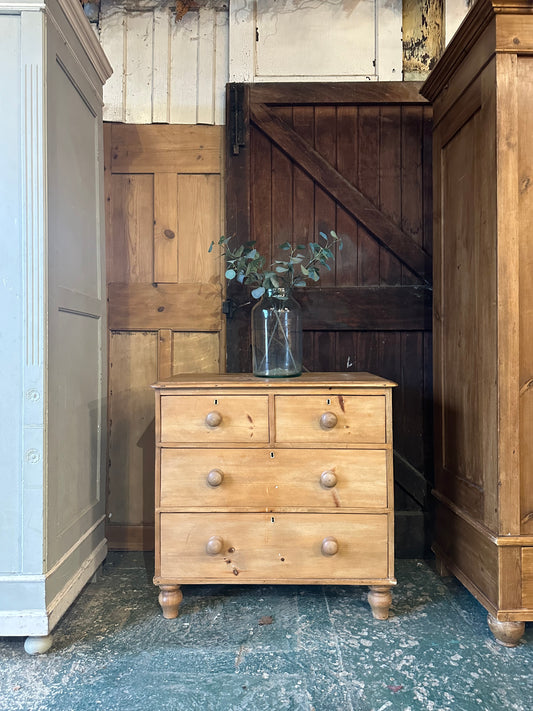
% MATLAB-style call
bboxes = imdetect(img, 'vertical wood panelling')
[519,57,533,535]
[197,8,216,125]
[107,331,158,530]
[250,128,272,255]
[226,84,432,556]
[401,106,424,285]
[336,107,359,286]
[106,124,224,550]
[169,10,198,124]
[152,7,171,123]
[124,12,153,124]
[358,107,381,286]
[314,106,337,287]
[99,3,228,125]
[292,107,315,245]
[154,173,178,283]
[379,106,403,285]
[108,174,154,283]
[177,174,221,284]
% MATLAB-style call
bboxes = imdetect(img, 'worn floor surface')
[0,553,531,711]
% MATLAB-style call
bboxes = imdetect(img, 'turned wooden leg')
[487,613,525,647]
[158,584,183,619]
[368,585,393,620]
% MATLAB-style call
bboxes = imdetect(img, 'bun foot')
[158,584,183,619]
[487,614,525,647]
[368,585,392,620]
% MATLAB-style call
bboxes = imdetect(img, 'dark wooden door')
[225,83,433,557]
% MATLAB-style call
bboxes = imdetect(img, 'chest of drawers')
[152,372,396,620]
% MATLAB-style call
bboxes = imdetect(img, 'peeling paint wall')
[98,0,405,124]
[403,0,444,80]
[99,0,229,123]
[97,0,469,125]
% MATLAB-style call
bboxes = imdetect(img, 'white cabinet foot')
[24,634,53,655]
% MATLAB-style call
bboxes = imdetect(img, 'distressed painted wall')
[99,0,228,123]
[97,0,473,123]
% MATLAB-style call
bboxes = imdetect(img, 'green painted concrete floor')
[0,554,532,711]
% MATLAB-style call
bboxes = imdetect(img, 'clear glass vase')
[251,287,302,377]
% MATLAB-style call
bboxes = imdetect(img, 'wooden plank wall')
[104,123,224,549]
[99,0,228,124]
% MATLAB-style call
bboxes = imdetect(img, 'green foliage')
[209,231,342,299]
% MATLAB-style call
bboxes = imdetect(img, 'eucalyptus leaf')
[225,268,236,280]
[251,286,265,299]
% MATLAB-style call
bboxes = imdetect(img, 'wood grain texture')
[177,174,222,285]
[107,331,158,529]
[160,512,389,581]
[160,394,269,444]
[251,102,431,282]
[518,56,533,536]
[274,394,386,445]
[107,174,154,284]
[422,0,533,632]
[111,124,223,174]
[108,283,222,331]
[105,124,224,550]
[225,86,432,556]
[297,287,431,331]
[160,448,388,510]
[522,548,533,608]
[154,174,179,283]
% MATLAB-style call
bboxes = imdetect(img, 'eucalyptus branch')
[209,231,342,299]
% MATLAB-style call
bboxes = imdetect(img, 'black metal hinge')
[229,84,246,156]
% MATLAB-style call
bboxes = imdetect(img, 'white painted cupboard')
[0,0,111,652]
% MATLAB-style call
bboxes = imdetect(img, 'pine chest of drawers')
[152,372,396,619]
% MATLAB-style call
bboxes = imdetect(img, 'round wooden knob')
[320,411,338,429]
[320,470,337,488]
[321,536,339,556]
[206,535,224,555]
[205,411,222,428]
[207,468,224,487]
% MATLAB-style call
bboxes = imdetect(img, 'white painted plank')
[197,7,216,125]
[445,0,471,45]
[152,5,171,123]
[214,9,229,126]
[169,10,198,125]
[376,0,402,81]
[99,1,126,122]
[228,0,254,82]
[124,11,153,124]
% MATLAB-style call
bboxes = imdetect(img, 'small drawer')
[160,394,269,444]
[159,512,389,581]
[274,394,387,444]
[160,448,388,509]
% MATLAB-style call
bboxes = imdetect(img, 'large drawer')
[160,394,269,443]
[159,512,389,581]
[160,448,388,509]
[274,394,387,444]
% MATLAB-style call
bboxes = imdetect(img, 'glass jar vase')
[251,288,302,377]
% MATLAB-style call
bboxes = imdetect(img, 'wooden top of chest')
[152,372,397,391]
